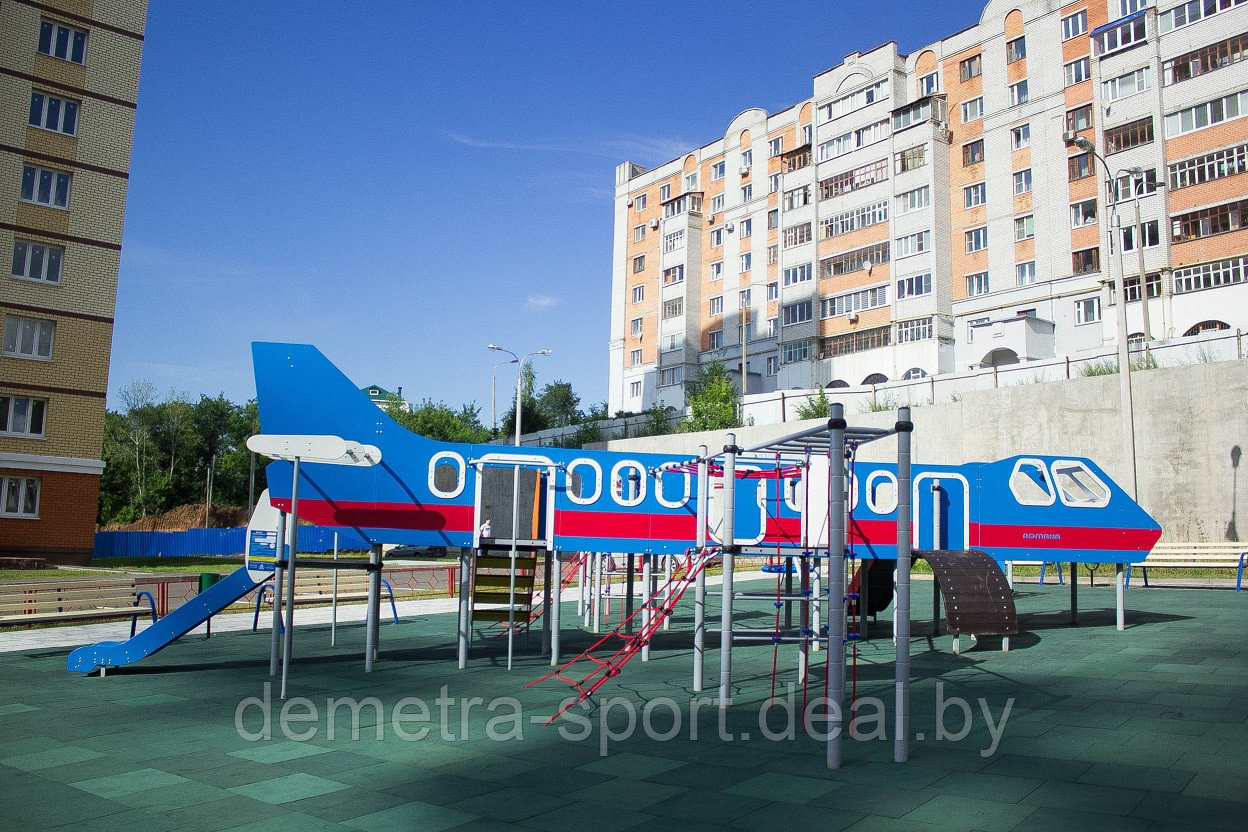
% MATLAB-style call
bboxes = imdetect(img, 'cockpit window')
[1051,460,1110,508]
[1009,458,1056,506]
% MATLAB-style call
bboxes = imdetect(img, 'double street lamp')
[488,344,552,446]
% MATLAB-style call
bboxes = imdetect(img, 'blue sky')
[109,0,981,415]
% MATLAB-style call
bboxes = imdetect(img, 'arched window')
[862,373,888,385]
[1184,320,1230,337]
[826,379,850,389]
[901,367,928,380]
[981,348,1020,368]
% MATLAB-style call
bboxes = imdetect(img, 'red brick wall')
[0,469,98,565]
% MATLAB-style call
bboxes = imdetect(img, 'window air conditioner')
[626,198,634,207]
[726,222,735,232]
[739,166,751,175]
[1062,130,1078,144]
[649,218,660,229]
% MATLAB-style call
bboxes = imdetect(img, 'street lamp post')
[489,356,518,435]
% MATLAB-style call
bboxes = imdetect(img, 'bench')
[0,578,157,634]
[1003,561,1064,586]
[252,570,399,630]
[1126,543,1248,590]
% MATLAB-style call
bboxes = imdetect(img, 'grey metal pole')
[826,409,847,769]
[592,552,601,633]
[718,433,738,709]
[280,458,301,700]
[541,550,553,656]
[625,551,636,634]
[507,462,520,670]
[551,551,562,666]
[663,553,672,631]
[894,407,914,764]
[1116,562,1125,631]
[365,543,381,671]
[331,532,339,647]
[694,445,708,692]
[269,511,286,676]
[641,554,653,661]
[457,546,471,668]
[1133,194,1152,343]
[248,451,256,513]
[932,479,942,636]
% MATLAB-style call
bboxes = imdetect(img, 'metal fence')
[93,526,373,559]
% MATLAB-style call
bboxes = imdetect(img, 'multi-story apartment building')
[609,0,1248,415]
[1,0,147,564]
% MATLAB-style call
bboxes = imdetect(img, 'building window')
[1065,57,1091,86]
[708,330,723,349]
[741,149,753,169]
[684,172,698,191]
[1013,169,1033,195]
[822,159,891,199]
[766,356,778,375]
[1072,247,1100,275]
[896,187,929,214]
[960,54,983,81]
[1105,118,1154,154]
[818,119,891,161]
[1063,9,1088,40]
[822,200,889,238]
[19,165,70,209]
[767,173,780,194]
[1103,68,1149,104]
[918,71,940,96]
[1161,0,1246,33]
[1164,89,1248,138]
[633,225,645,243]
[28,91,79,136]
[783,185,811,210]
[1070,199,1098,227]
[662,265,684,285]
[966,272,990,296]
[1172,254,1248,294]
[781,341,812,364]
[1120,0,1147,15]
[964,182,987,208]
[894,230,931,257]
[821,285,889,318]
[629,349,642,366]
[629,380,642,397]
[740,217,753,238]
[967,316,990,342]
[0,395,47,438]
[893,97,948,130]
[1,475,40,518]
[895,145,927,174]
[766,282,779,301]
[1074,297,1101,325]
[824,80,889,120]
[962,140,984,166]
[1122,220,1161,251]
[767,245,778,265]
[896,317,933,343]
[663,229,685,253]
[661,298,684,320]
[659,184,671,201]
[10,240,64,284]
[782,300,814,326]
[820,242,890,278]
[632,255,645,273]
[634,193,647,212]
[965,227,988,253]
[1014,215,1035,241]
[710,194,724,213]
[1171,199,1248,242]
[2,315,54,360]
[1113,169,1160,200]
[711,161,725,180]
[740,252,752,272]
[896,273,932,299]
[1066,104,1093,133]
[769,137,784,157]
[631,285,644,303]
[1169,143,1248,190]
[961,97,984,123]
[1007,37,1026,63]
[1010,124,1031,149]
[783,223,812,248]
[38,20,86,64]
[659,367,684,387]
[1016,261,1037,285]
[741,184,753,202]
[783,263,813,286]
[709,295,724,316]
[1096,15,1147,55]
[1068,152,1094,181]
[1009,80,1029,106]
[709,261,723,281]
[802,124,813,145]
[710,228,724,247]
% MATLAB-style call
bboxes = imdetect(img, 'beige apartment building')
[609,0,1248,415]
[1,0,147,564]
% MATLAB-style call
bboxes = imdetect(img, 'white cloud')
[525,294,559,310]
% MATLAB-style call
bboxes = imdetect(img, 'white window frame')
[961,97,984,123]
[966,272,989,296]
[709,295,724,316]
[964,182,987,208]
[19,165,71,209]
[628,381,642,398]
[10,239,64,284]
[0,395,47,438]
[1102,68,1149,103]
[1009,80,1029,106]
[1074,296,1101,325]
[2,315,55,360]
[710,194,725,213]
[711,161,725,181]
[1008,458,1056,507]
[629,348,643,366]
[1062,9,1088,40]
[1065,56,1091,87]
[631,285,644,303]
[1016,260,1037,285]
[1010,124,1031,150]
[1013,169,1033,195]
[965,226,988,253]
[769,136,784,157]
[709,261,723,281]
[0,475,40,518]
[37,20,86,64]
[1070,199,1098,228]
[28,91,79,135]
[633,224,645,243]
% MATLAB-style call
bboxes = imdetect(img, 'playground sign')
[245,489,283,579]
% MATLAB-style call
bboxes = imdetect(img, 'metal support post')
[365,543,381,671]
[592,552,602,633]
[641,554,652,661]
[931,478,942,636]
[269,511,286,676]
[457,547,471,669]
[719,434,738,709]
[625,554,636,634]
[550,551,562,666]
[894,406,913,764]
[507,462,520,670]
[1070,562,1078,625]
[663,554,672,631]
[541,549,553,656]
[693,445,708,692]
[826,410,848,768]
[331,532,339,647]
[280,457,301,700]
[1115,562,1125,631]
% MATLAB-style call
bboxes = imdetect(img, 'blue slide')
[66,566,270,674]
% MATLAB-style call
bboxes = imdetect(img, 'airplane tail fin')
[252,342,395,440]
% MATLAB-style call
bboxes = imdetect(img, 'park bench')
[1003,560,1065,586]
[252,570,399,630]
[0,578,157,634]
[1126,543,1248,590]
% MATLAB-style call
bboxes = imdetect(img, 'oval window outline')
[565,458,603,506]
[864,469,898,515]
[610,460,647,507]
[655,466,691,509]
[428,450,466,499]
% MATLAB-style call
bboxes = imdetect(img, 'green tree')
[679,362,740,433]
[385,396,491,444]
[795,387,831,419]
[536,381,581,428]
[499,363,551,438]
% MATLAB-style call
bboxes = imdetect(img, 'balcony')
[968,314,1055,367]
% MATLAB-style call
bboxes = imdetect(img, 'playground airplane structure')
[68,342,1162,767]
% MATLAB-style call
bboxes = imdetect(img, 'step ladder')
[471,545,539,627]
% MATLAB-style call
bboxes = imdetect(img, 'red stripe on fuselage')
[554,510,697,541]
[269,498,475,532]
[972,523,1160,552]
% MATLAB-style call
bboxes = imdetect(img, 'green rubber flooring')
[2,580,1246,831]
